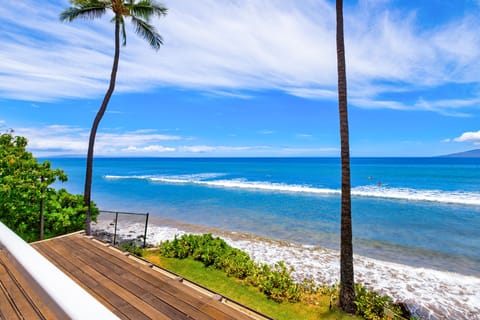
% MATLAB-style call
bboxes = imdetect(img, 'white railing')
[0,221,119,320]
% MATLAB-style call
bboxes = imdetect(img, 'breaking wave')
[103,174,480,206]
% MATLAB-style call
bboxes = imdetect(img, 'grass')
[143,251,360,320]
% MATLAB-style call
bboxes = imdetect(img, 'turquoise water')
[47,157,480,276]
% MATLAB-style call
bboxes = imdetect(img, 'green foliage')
[253,261,301,303]
[159,234,416,319]
[354,283,408,320]
[0,132,98,241]
[121,241,145,257]
[60,0,167,50]
[151,255,361,320]
[159,233,303,303]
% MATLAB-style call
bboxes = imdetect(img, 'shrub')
[158,233,416,317]
[255,261,301,302]
[159,234,302,302]
[354,283,411,320]
[121,241,144,257]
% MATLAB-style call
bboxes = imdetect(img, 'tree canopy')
[0,132,98,242]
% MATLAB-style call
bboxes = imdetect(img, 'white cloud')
[351,96,480,117]
[258,130,276,135]
[179,145,253,153]
[8,122,341,157]
[122,145,176,153]
[281,147,338,154]
[13,125,181,156]
[1,0,480,115]
[454,130,480,144]
[287,88,337,100]
[296,133,313,139]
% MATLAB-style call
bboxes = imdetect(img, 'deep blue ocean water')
[47,157,480,276]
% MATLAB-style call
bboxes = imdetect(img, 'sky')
[2,0,480,157]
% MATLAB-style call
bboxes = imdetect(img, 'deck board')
[61,235,254,320]
[33,241,152,320]
[0,248,57,320]
[32,233,260,320]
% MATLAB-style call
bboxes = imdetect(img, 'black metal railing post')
[95,210,149,248]
[113,211,119,245]
[143,213,149,248]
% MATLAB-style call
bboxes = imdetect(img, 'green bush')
[159,233,302,302]
[354,283,413,320]
[254,261,301,302]
[0,132,98,242]
[159,233,416,319]
[121,241,145,257]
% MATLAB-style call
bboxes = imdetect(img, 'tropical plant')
[158,233,303,303]
[0,132,98,242]
[335,0,356,313]
[59,0,168,235]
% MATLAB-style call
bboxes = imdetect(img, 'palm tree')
[60,0,167,235]
[335,0,356,313]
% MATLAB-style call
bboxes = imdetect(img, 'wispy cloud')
[179,145,254,153]
[258,130,276,135]
[454,130,480,144]
[1,0,480,115]
[14,125,182,156]
[11,124,335,157]
[351,96,480,117]
[281,147,339,155]
[122,145,176,153]
[296,133,313,139]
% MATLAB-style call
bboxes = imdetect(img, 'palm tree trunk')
[84,14,121,235]
[336,0,356,313]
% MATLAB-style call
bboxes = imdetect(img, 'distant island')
[441,149,480,157]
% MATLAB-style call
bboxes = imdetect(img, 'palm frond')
[129,0,167,20]
[60,1,110,22]
[130,16,163,50]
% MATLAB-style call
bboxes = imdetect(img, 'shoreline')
[92,214,480,320]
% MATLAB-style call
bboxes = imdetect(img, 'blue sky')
[2,0,480,157]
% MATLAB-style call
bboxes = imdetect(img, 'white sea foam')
[103,174,480,206]
[104,172,225,182]
[92,219,480,320]
[353,186,480,206]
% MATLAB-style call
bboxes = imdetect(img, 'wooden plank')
[66,237,235,318]
[0,256,21,320]
[63,235,254,319]
[44,238,176,320]
[87,237,256,320]
[0,250,59,320]
[34,234,257,320]
[78,237,252,320]
[35,241,150,319]
[0,252,42,319]
[52,237,200,320]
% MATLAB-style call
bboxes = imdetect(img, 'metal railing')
[93,210,150,247]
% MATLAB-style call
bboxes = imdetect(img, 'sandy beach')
[92,215,480,320]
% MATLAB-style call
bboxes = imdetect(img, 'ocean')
[47,157,480,319]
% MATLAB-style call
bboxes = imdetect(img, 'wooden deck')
[0,247,58,319]
[30,233,264,320]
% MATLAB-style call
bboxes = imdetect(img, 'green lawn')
[144,252,360,320]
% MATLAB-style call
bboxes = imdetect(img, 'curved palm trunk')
[336,0,356,313]
[84,14,121,235]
